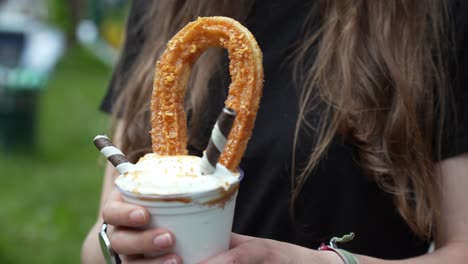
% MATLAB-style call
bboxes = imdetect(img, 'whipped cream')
[115,154,240,196]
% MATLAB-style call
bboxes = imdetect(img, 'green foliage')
[0,46,112,263]
[47,0,74,35]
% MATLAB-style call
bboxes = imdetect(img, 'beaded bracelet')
[318,233,360,264]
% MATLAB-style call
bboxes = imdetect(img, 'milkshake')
[115,154,242,264]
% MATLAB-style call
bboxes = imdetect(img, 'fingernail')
[153,233,173,248]
[162,258,178,264]
[129,209,145,224]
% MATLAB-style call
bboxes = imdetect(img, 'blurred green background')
[0,0,127,263]
[0,46,111,263]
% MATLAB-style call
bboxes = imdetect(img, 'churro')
[151,16,263,171]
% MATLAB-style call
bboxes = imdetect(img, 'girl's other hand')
[200,233,341,264]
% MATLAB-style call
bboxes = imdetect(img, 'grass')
[0,45,112,263]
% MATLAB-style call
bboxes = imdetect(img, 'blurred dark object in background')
[0,0,65,152]
[0,0,127,152]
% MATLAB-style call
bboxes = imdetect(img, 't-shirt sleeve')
[440,0,468,160]
[100,0,147,114]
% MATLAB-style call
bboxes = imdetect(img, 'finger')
[122,253,182,264]
[230,233,254,247]
[201,247,252,264]
[102,189,150,227]
[109,187,124,202]
[201,242,265,264]
[110,228,176,255]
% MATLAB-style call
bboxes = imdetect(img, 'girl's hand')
[200,233,342,264]
[102,188,182,264]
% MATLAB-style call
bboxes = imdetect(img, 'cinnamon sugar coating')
[151,16,263,171]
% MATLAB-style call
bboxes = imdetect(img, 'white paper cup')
[116,170,243,264]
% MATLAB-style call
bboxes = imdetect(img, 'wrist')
[317,232,360,264]
[81,222,106,264]
[316,250,346,264]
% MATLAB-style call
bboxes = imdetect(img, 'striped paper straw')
[200,107,237,175]
[93,135,135,175]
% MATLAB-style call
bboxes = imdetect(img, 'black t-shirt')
[101,0,468,259]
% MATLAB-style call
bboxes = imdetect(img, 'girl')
[83,0,468,263]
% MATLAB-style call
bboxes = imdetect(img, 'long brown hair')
[113,0,448,238]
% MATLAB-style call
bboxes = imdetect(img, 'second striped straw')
[200,107,237,175]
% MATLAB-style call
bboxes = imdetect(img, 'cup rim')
[115,167,244,200]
